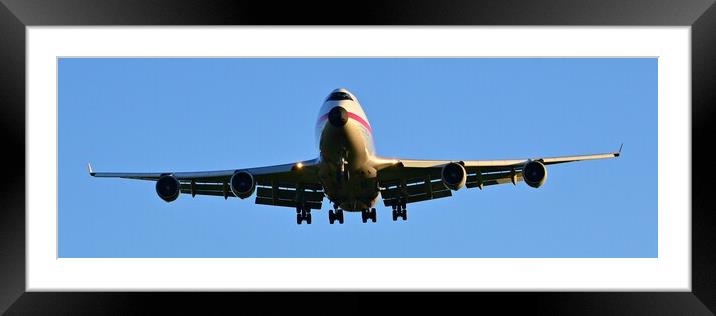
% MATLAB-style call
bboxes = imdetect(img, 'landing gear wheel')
[392,201,408,221]
[399,204,408,221]
[296,207,312,225]
[329,209,344,224]
[362,209,377,223]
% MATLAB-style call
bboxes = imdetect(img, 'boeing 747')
[89,88,621,225]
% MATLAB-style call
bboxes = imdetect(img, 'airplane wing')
[375,145,622,208]
[88,158,325,210]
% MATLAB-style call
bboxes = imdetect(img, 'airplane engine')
[230,171,256,199]
[156,174,181,202]
[523,160,548,188]
[441,162,467,191]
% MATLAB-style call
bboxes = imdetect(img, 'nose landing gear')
[336,157,349,184]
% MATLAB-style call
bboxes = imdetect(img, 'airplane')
[89,88,622,225]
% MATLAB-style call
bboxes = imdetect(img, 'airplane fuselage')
[315,89,380,211]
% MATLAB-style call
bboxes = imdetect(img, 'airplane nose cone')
[328,106,348,127]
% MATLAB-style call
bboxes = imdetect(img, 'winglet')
[615,143,623,157]
[87,162,95,176]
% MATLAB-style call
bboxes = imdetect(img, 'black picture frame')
[1,0,714,314]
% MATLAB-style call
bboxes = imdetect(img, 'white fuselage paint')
[315,89,382,211]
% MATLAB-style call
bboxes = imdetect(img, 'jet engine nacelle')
[230,171,256,199]
[156,174,181,202]
[523,160,548,188]
[441,162,467,191]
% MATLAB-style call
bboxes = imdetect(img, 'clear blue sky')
[58,58,657,258]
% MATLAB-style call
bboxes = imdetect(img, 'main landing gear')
[361,208,377,223]
[296,204,312,225]
[328,208,344,224]
[392,198,407,221]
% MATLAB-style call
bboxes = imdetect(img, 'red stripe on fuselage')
[347,112,372,134]
[316,112,372,134]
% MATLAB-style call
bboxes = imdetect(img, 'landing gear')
[361,208,377,223]
[296,204,312,225]
[392,199,407,221]
[336,157,349,184]
[296,211,312,225]
[328,208,344,224]
[392,208,407,221]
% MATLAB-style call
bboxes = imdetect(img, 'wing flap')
[254,180,324,191]
[178,182,325,209]
[465,170,523,188]
[180,189,230,198]
[255,198,322,210]
[379,175,453,207]
[255,187,325,203]
[254,185,324,210]
[381,188,452,207]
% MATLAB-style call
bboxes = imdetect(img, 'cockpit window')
[326,92,353,101]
